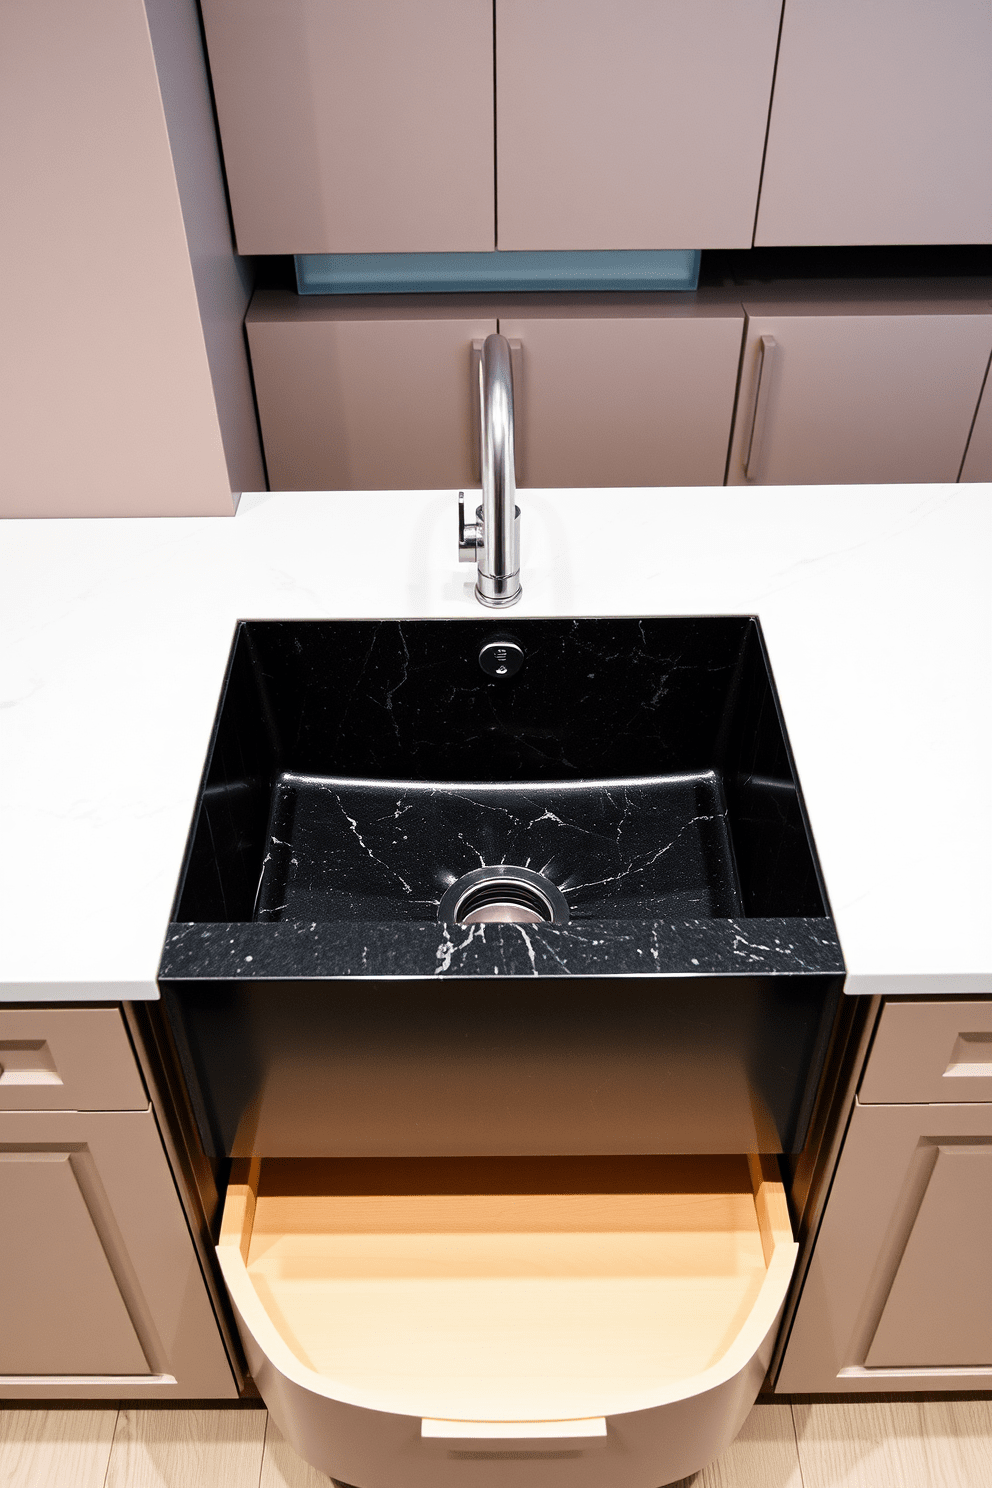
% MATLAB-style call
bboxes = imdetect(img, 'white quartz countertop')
[1,485,989,1001]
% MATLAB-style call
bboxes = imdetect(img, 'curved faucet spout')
[477,333,521,608]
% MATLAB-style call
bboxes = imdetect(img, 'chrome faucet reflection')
[458,332,521,607]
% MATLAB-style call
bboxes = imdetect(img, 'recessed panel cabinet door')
[864,1145,992,1369]
[777,1099,992,1391]
[498,301,745,487]
[0,1150,149,1375]
[0,1109,236,1398]
[756,0,992,245]
[726,304,992,485]
[495,0,783,250]
[200,0,495,254]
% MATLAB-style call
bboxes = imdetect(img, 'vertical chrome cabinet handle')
[744,334,777,481]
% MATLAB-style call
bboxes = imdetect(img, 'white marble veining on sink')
[1,483,989,998]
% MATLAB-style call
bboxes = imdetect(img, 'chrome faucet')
[458,333,521,608]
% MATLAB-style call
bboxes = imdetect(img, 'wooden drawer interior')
[219,1154,794,1421]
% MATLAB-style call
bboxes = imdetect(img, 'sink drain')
[439,866,569,926]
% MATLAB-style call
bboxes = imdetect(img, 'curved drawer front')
[218,1154,796,1487]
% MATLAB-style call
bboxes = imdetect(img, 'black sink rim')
[160,912,844,982]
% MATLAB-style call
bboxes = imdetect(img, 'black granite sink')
[160,618,844,1160]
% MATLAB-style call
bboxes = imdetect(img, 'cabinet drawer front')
[217,1153,796,1486]
[860,1001,992,1105]
[0,1008,147,1111]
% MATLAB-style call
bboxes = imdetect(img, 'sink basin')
[160,617,844,1160]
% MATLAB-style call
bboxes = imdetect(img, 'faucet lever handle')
[458,490,482,563]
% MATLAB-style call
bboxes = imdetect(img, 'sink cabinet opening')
[217,1151,797,1424]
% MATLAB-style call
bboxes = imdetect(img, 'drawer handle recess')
[0,1040,62,1086]
[943,1031,992,1079]
[422,1418,607,1440]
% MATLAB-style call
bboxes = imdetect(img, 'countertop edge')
[843,972,992,999]
[0,981,160,1003]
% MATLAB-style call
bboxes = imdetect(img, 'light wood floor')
[1,1401,990,1488]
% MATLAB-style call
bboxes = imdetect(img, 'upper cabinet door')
[756,0,992,245]
[200,1,495,255]
[495,1,783,251]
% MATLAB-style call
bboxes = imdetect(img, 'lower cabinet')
[0,1004,236,1399]
[249,283,992,493]
[777,1000,992,1391]
[246,290,745,492]
[726,296,992,486]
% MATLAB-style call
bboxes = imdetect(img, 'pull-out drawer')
[860,1000,992,1105]
[218,1154,797,1487]
[0,1007,146,1112]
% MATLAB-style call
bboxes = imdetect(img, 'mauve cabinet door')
[498,300,745,487]
[960,356,992,482]
[777,1099,992,1390]
[756,0,992,246]
[201,0,495,254]
[495,0,782,250]
[0,1149,149,1376]
[247,291,497,490]
[726,303,992,486]
[0,1110,236,1398]
[864,1144,992,1369]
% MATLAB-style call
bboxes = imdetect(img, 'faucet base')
[476,573,522,608]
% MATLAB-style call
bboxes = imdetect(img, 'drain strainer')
[438,866,570,926]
